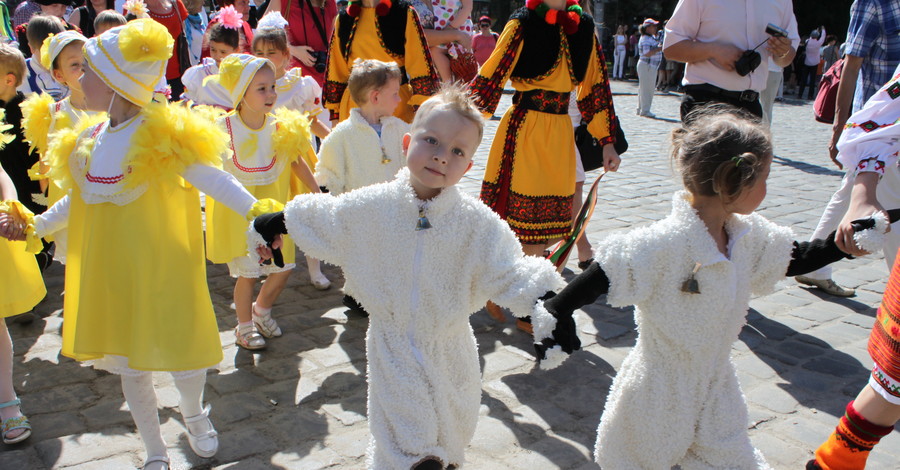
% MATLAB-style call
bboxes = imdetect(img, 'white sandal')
[142,455,169,470]
[183,404,218,458]
[235,324,266,350]
[252,303,282,338]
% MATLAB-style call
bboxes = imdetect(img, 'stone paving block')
[269,447,347,470]
[0,447,45,469]
[749,431,811,469]
[746,383,800,414]
[211,424,280,463]
[25,383,96,415]
[80,398,133,429]
[206,368,269,396]
[28,410,87,442]
[34,428,140,468]
[211,392,275,425]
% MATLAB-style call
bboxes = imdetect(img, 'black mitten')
[253,211,287,268]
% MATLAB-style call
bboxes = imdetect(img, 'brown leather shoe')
[485,301,506,322]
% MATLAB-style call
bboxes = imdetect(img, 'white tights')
[120,370,207,464]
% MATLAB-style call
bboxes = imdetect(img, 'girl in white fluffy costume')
[204,53,321,350]
[543,107,881,469]
[251,86,580,470]
[0,20,278,470]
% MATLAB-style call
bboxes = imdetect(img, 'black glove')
[543,291,581,354]
[253,211,287,268]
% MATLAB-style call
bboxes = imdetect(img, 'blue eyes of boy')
[424,136,465,157]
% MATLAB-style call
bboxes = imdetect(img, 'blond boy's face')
[403,106,479,200]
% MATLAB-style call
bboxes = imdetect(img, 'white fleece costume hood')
[593,191,794,470]
[282,168,565,469]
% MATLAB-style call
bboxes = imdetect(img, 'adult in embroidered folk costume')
[471,0,619,253]
[5,20,276,469]
[323,0,440,123]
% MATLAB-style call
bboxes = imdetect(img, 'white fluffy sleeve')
[313,129,347,195]
[745,214,795,296]
[594,226,659,308]
[472,206,565,341]
[283,193,346,267]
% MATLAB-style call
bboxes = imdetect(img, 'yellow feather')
[20,93,55,155]
[123,101,228,189]
[45,113,107,193]
[271,107,312,163]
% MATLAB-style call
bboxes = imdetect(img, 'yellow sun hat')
[40,30,88,72]
[203,54,275,109]
[83,18,173,107]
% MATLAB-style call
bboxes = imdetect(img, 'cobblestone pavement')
[2,80,899,469]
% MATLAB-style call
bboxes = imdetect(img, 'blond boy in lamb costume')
[251,85,578,470]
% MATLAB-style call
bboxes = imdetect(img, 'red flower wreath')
[526,0,582,35]
[347,0,392,17]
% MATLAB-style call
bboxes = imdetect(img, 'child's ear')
[6,73,16,88]
[51,68,64,83]
[402,133,411,152]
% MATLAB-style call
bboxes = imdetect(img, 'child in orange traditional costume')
[0,20,275,469]
[324,0,440,123]
[807,67,900,470]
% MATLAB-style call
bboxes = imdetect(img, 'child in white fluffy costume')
[543,107,880,469]
[251,85,578,470]
[0,20,276,470]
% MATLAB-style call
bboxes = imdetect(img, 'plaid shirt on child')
[845,0,900,111]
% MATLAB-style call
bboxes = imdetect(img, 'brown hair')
[207,21,240,50]
[26,15,65,50]
[412,82,484,143]
[0,44,26,87]
[252,27,289,56]
[348,58,402,105]
[672,105,772,203]
[93,10,126,36]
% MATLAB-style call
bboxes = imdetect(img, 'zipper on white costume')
[408,228,426,366]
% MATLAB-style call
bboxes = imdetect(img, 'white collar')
[671,191,751,267]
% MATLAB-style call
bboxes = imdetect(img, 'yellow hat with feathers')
[83,19,173,106]
[40,30,88,72]
[203,54,275,108]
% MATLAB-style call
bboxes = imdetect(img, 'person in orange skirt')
[469,0,619,327]
[807,68,900,470]
[323,0,440,124]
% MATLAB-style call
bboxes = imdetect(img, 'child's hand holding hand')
[0,212,26,241]
[249,211,288,267]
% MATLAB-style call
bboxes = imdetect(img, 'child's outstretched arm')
[291,157,321,195]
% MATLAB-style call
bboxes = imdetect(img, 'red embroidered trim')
[226,116,277,173]
[84,122,127,184]
[471,22,524,115]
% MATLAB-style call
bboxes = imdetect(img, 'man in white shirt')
[663,0,799,121]
[798,26,826,100]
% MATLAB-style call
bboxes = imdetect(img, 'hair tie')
[731,156,744,167]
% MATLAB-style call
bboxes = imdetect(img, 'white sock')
[238,321,253,330]
[253,304,272,317]
[307,257,325,278]
[121,373,167,459]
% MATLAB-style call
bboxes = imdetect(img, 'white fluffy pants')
[806,166,900,280]
[760,70,783,126]
[121,370,207,459]
[637,61,657,115]
[613,46,626,79]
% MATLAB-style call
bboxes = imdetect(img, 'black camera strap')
[301,0,329,46]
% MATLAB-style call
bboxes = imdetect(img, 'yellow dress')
[45,103,233,372]
[471,8,617,244]
[206,111,297,273]
[0,238,45,317]
[324,4,439,123]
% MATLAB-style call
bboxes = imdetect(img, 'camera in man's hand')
[312,50,328,73]
[734,50,761,76]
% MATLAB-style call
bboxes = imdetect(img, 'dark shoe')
[577,258,594,271]
[806,459,822,470]
[342,295,369,316]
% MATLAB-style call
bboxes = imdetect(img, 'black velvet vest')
[509,7,595,83]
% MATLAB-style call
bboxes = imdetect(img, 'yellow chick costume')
[204,55,313,278]
[0,110,45,317]
[21,30,102,264]
[29,20,264,373]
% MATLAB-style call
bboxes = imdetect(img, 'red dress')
[285,0,337,86]
[146,0,189,80]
